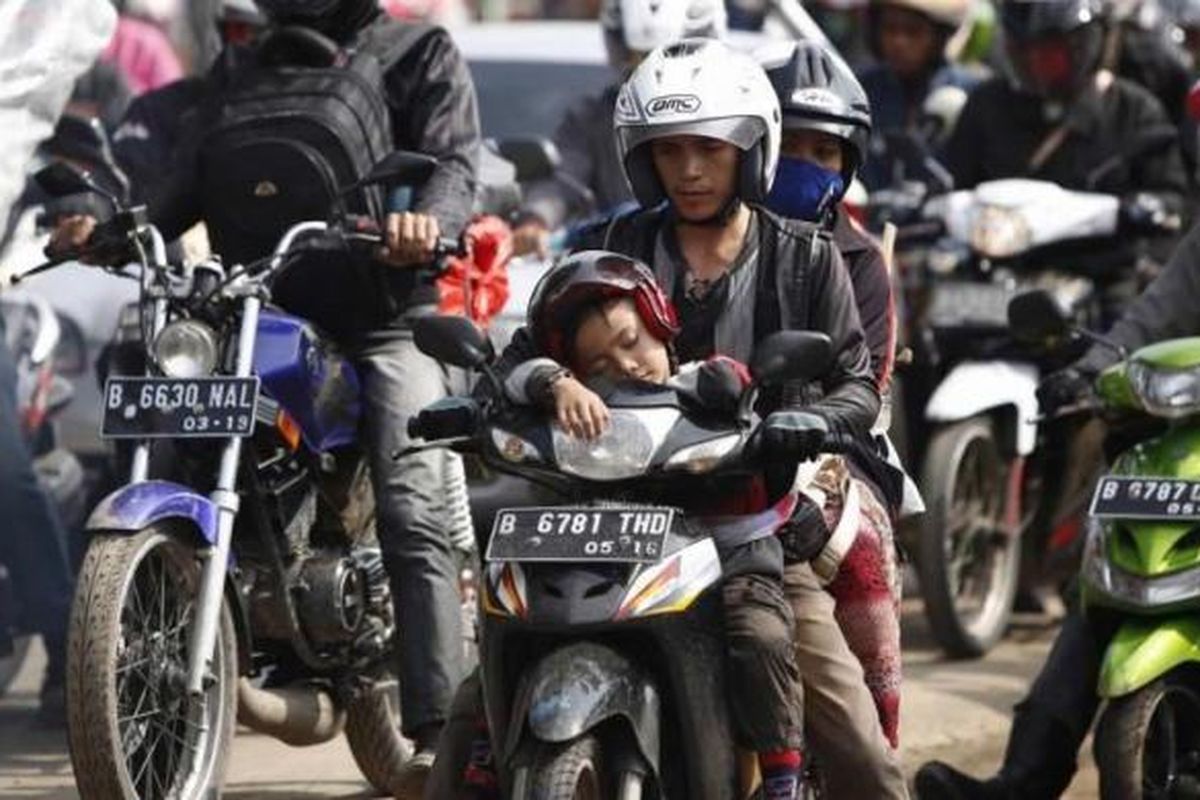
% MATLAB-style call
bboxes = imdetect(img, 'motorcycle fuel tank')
[253,310,361,452]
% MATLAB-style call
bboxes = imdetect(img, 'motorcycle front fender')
[1098,616,1200,698]
[504,641,660,778]
[86,480,218,547]
[924,360,1039,455]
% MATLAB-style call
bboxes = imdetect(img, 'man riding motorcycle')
[493,38,908,798]
[759,38,907,749]
[48,0,481,792]
[944,0,1186,218]
[857,0,982,189]
[915,220,1200,799]
[509,0,727,257]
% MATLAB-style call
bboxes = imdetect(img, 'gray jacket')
[1078,220,1200,374]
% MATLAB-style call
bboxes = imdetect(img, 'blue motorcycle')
[32,154,452,799]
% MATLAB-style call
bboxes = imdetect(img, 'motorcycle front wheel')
[917,417,1020,658]
[1095,676,1200,800]
[527,735,606,800]
[67,526,236,799]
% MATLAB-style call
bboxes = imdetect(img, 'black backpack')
[197,20,433,265]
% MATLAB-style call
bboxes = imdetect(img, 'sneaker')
[914,761,1011,800]
[37,676,66,728]
[393,724,440,800]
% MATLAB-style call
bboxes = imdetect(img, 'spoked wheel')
[918,418,1020,658]
[67,527,236,799]
[529,735,606,800]
[1096,678,1200,800]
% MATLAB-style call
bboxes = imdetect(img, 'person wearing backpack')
[49,0,481,792]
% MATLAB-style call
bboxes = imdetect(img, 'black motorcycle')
[408,315,832,800]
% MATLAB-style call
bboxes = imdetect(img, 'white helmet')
[614,38,782,207]
[601,0,728,68]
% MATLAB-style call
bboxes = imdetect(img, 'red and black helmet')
[528,250,679,365]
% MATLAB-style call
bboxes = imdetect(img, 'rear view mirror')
[412,315,495,369]
[750,332,834,387]
[342,151,440,197]
[35,162,115,203]
[491,137,560,183]
[1008,291,1070,344]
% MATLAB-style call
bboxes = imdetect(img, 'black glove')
[753,411,830,463]
[1119,193,1178,235]
[1036,366,1095,415]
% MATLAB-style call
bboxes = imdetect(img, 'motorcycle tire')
[1094,676,1200,800]
[67,527,236,800]
[0,636,32,697]
[917,418,1020,659]
[529,735,606,800]
[344,677,411,795]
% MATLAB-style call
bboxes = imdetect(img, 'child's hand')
[551,376,610,440]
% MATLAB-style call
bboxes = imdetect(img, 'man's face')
[780,129,845,174]
[1010,35,1079,100]
[877,5,941,79]
[650,135,740,222]
[571,298,672,384]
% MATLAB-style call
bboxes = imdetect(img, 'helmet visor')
[617,116,766,156]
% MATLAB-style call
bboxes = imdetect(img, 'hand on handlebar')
[752,411,830,463]
[46,214,98,260]
[1037,366,1097,416]
[379,211,443,267]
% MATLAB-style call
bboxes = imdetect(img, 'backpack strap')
[352,17,440,71]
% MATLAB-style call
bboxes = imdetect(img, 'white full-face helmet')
[614,38,782,209]
[601,0,728,69]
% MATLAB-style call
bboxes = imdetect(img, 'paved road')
[0,603,1098,799]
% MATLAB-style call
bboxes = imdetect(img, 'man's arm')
[800,240,882,437]
[1078,221,1200,373]
[385,28,480,238]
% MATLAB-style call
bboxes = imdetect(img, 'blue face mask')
[766,157,845,222]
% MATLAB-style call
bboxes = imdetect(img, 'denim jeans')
[356,322,466,736]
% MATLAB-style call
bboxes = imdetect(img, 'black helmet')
[528,251,679,365]
[1001,0,1106,98]
[758,40,873,184]
[253,0,340,18]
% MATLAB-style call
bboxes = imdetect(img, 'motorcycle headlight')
[970,206,1031,259]
[153,319,218,378]
[664,433,742,474]
[1128,361,1200,418]
[553,408,678,481]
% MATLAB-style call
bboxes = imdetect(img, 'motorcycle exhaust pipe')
[236,678,346,746]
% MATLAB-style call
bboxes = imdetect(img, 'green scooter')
[1010,291,1200,799]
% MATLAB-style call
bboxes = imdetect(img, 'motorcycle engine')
[295,549,393,658]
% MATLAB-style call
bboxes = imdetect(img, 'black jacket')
[493,205,881,439]
[832,207,894,392]
[129,16,480,341]
[944,74,1187,211]
[1078,219,1200,374]
[522,83,634,229]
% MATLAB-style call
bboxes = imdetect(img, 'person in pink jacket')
[102,13,184,96]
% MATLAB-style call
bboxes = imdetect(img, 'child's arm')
[500,355,611,441]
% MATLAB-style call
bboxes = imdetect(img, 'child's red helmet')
[528,250,679,364]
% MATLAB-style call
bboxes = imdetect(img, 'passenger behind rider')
[857,0,983,189]
[479,38,909,800]
[509,0,727,258]
[49,0,480,793]
[943,0,1187,247]
[758,38,908,749]
[915,219,1200,800]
